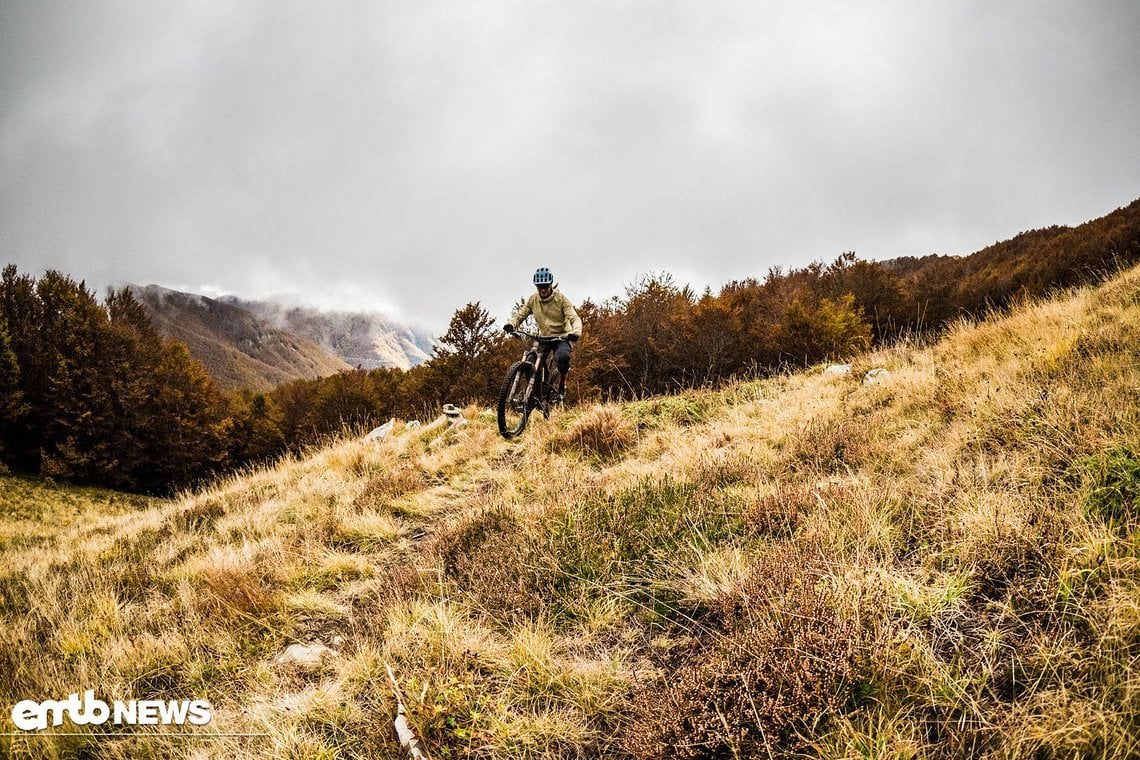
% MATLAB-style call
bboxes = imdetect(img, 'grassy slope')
[2,267,1139,759]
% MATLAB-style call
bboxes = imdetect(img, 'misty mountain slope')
[220,296,434,371]
[4,266,1140,758]
[132,285,352,392]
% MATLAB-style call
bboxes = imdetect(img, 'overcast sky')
[2,1,1138,333]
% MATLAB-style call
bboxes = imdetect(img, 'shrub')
[431,508,547,619]
[624,549,861,758]
[783,416,869,475]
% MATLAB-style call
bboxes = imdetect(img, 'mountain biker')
[503,267,582,401]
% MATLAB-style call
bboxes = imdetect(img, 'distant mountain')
[132,285,352,392]
[217,296,435,371]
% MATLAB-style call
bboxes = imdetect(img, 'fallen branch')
[385,662,432,760]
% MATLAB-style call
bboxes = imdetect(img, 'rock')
[863,368,890,385]
[407,420,421,428]
[441,404,466,426]
[275,643,336,671]
[364,418,396,441]
[824,364,852,376]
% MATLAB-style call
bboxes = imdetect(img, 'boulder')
[824,364,852,376]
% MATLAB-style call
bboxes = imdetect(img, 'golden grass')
[4,266,1140,757]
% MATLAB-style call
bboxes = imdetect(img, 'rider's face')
[536,284,552,296]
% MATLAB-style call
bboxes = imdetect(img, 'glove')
[567,333,580,343]
[503,323,515,334]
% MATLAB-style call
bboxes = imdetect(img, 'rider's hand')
[567,333,580,343]
[503,323,515,334]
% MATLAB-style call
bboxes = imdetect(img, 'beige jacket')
[508,289,583,338]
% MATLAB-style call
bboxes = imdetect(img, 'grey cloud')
[2,0,1138,332]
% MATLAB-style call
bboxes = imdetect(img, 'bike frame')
[498,330,566,438]
[514,330,561,414]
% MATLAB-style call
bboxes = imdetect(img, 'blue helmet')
[533,267,554,287]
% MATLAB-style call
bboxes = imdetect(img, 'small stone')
[824,364,852,376]
[863,368,890,385]
[275,643,336,671]
[364,419,396,441]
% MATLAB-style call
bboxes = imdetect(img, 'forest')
[2,197,1138,493]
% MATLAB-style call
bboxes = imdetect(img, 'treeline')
[265,196,1140,427]
[2,198,1137,493]
[0,266,239,492]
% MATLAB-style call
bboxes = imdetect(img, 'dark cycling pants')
[553,339,572,376]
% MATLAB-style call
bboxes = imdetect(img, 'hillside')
[4,266,1140,758]
[220,296,435,371]
[132,285,353,392]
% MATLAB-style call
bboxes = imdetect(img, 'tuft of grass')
[1079,445,1140,531]
[623,392,713,429]
[547,405,638,460]
[783,415,871,475]
[181,542,283,621]
[352,464,429,510]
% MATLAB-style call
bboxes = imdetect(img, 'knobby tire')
[498,360,533,439]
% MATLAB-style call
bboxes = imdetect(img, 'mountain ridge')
[131,285,436,392]
[131,284,353,392]
[218,295,434,371]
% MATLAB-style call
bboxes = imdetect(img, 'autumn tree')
[679,291,744,384]
[0,268,235,492]
[780,293,872,366]
[600,273,694,396]
[429,302,515,405]
[0,316,23,464]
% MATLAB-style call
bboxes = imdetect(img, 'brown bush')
[625,549,861,758]
[429,508,547,619]
[744,481,817,537]
[783,416,870,475]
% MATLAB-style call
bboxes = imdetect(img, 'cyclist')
[503,267,582,401]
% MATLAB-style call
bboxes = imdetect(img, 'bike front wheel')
[497,360,533,439]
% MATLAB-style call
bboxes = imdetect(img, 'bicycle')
[497,329,565,439]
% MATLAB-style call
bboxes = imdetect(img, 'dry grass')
[4,266,1140,758]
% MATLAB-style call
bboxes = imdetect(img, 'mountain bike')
[497,329,565,439]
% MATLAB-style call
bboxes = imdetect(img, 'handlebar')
[509,329,567,345]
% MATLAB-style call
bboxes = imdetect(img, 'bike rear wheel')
[497,360,533,438]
